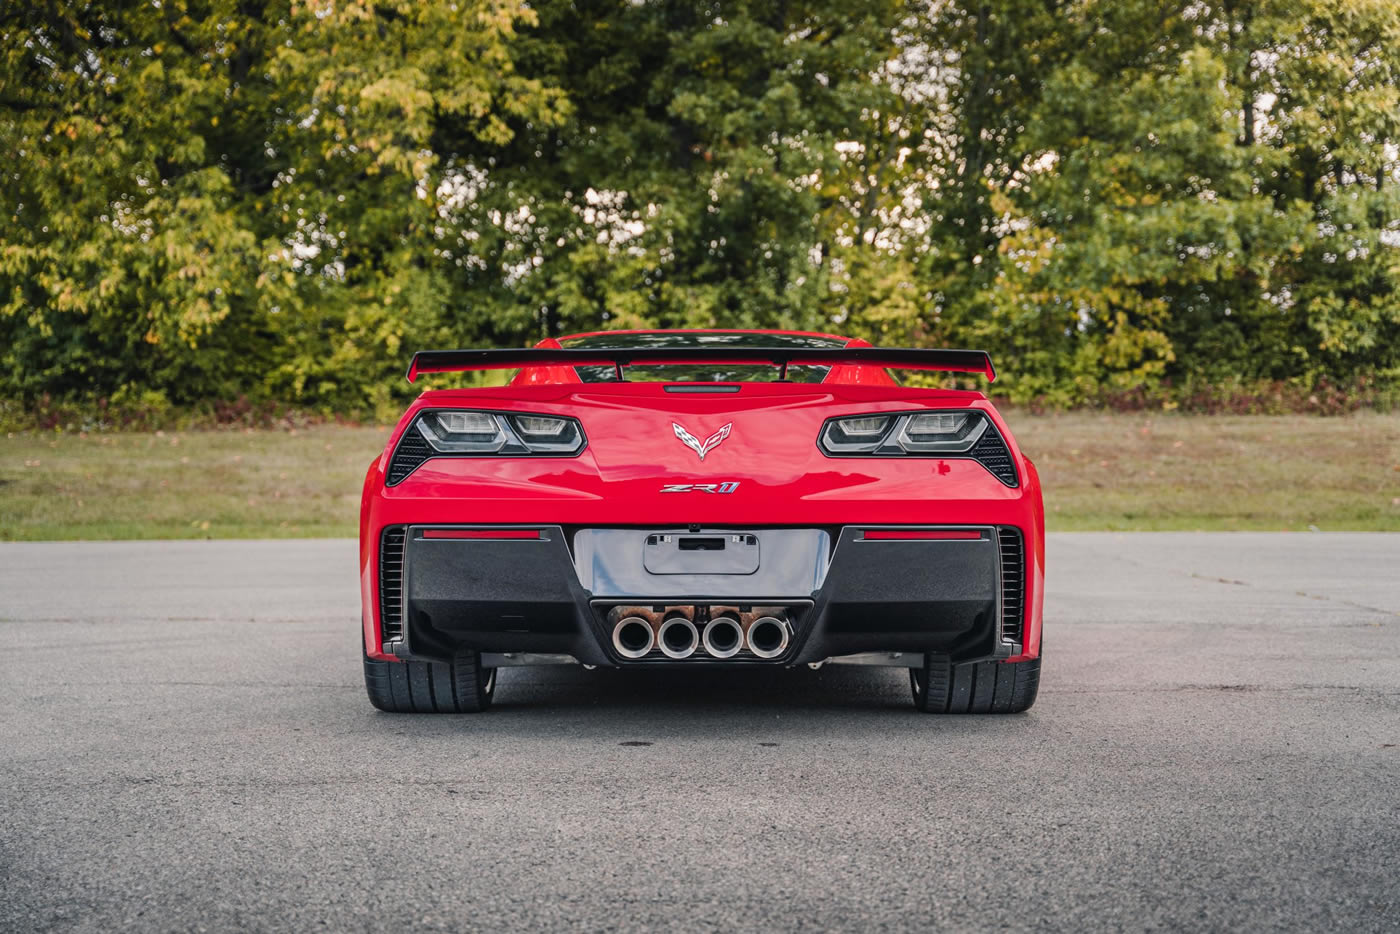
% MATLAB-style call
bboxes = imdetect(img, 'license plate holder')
[643,532,760,575]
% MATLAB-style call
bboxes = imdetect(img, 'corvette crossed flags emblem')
[672,421,732,461]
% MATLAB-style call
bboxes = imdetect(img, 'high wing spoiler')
[406,347,996,383]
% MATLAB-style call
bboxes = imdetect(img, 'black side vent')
[971,425,1019,486]
[997,527,1024,645]
[379,527,406,643]
[387,423,433,485]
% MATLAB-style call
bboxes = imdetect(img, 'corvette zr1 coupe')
[360,330,1044,714]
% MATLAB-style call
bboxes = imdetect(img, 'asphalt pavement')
[1,534,1397,932]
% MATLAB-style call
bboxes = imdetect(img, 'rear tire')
[364,649,496,713]
[911,654,1039,714]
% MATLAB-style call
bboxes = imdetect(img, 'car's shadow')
[351,663,1041,743]
[518,662,907,705]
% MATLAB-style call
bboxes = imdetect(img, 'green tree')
[889,0,1400,402]
[426,0,908,343]
[0,0,567,409]
[2,0,1398,411]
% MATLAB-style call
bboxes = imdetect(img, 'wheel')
[363,648,496,713]
[911,654,1039,714]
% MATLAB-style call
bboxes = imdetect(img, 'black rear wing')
[406,347,996,383]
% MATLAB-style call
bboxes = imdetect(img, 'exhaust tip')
[702,615,744,659]
[746,616,791,659]
[657,617,700,659]
[613,616,655,659]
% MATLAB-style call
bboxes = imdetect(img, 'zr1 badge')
[660,482,740,494]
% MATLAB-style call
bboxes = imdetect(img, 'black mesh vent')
[379,527,406,643]
[387,423,433,485]
[971,425,1019,486]
[998,527,1024,645]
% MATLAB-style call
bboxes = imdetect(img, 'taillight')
[818,410,988,455]
[414,410,586,456]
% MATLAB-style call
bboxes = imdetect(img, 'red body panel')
[360,332,1046,667]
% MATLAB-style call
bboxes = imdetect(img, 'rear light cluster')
[421,528,541,540]
[817,410,1019,487]
[862,529,983,540]
[418,411,584,454]
[386,409,586,485]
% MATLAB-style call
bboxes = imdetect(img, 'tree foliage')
[2,0,1397,410]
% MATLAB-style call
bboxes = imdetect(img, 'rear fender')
[1010,457,1045,662]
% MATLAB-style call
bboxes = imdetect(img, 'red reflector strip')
[421,529,541,540]
[862,529,983,541]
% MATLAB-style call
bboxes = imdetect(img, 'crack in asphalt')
[20,680,359,690]
[15,681,1392,697]
[1066,540,1400,617]
[0,616,347,624]
[1048,683,1400,697]
[1285,589,1400,617]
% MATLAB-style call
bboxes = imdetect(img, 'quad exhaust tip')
[746,616,791,659]
[702,613,744,659]
[612,607,793,660]
[657,612,700,659]
[612,616,655,659]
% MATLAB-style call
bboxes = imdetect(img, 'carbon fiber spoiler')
[406,347,996,383]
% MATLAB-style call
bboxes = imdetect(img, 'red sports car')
[359,329,1044,714]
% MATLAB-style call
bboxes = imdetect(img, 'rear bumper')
[370,525,1029,667]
